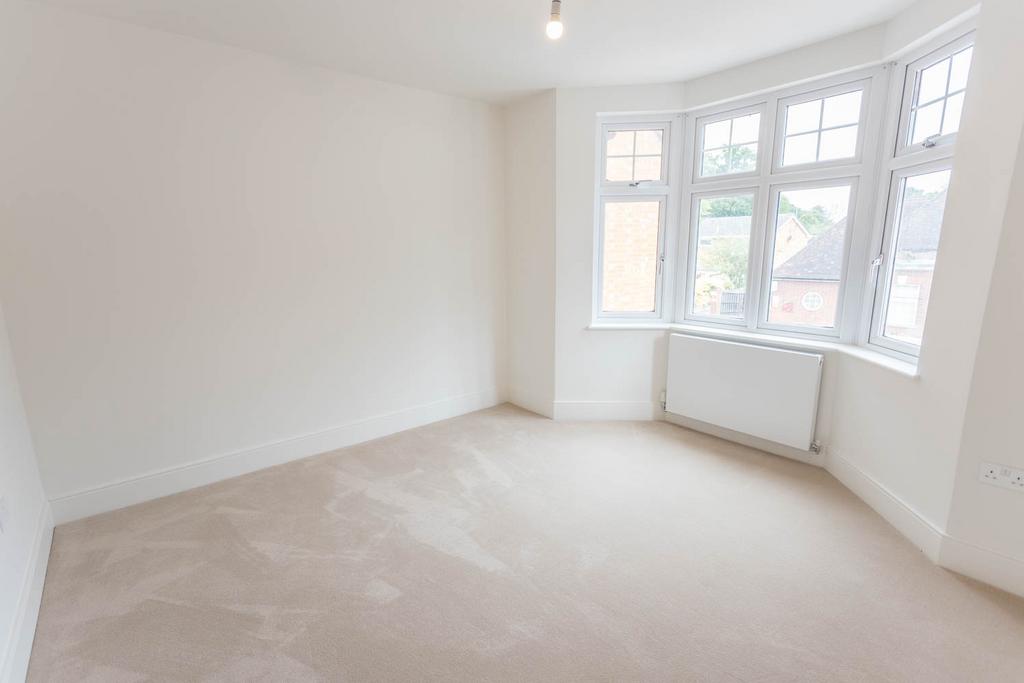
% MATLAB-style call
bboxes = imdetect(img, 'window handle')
[629,180,652,187]
[870,254,884,272]
[922,134,941,148]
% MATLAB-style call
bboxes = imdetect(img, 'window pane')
[703,119,731,149]
[822,91,862,128]
[605,128,667,183]
[731,113,760,144]
[691,194,754,319]
[701,149,729,177]
[701,114,760,177]
[942,91,965,136]
[783,132,818,166]
[887,285,921,328]
[605,156,633,182]
[900,42,974,151]
[948,47,973,92]
[606,131,634,156]
[819,125,858,161]
[635,130,664,155]
[786,99,822,135]
[634,155,662,182]
[601,201,661,313]
[918,58,950,105]
[768,185,852,328]
[882,169,951,345]
[729,143,758,173]
[910,100,944,144]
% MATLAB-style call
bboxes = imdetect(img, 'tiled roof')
[894,190,946,253]
[773,218,847,281]
[773,190,947,281]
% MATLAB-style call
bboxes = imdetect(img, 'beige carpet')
[28,405,1024,681]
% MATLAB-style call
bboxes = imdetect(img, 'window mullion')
[748,180,771,330]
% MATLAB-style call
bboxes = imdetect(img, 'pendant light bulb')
[546,0,563,39]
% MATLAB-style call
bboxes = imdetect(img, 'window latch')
[629,180,651,187]
[922,134,940,148]
[870,254,884,269]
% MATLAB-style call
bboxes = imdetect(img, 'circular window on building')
[801,291,824,311]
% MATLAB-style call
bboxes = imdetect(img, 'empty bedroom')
[2,0,1023,680]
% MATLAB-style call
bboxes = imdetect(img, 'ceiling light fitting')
[546,0,564,40]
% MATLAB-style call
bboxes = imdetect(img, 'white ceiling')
[35,0,917,102]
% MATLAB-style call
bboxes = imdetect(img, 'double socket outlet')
[979,462,1024,492]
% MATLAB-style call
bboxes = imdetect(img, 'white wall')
[680,25,886,111]
[0,1,506,519]
[829,0,1024,538]
[504,93,556,417]
[0,302,51,683]
[946,129,1024,563]
[553,84,685,420]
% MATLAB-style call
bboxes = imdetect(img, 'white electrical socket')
[979,461,1024,493]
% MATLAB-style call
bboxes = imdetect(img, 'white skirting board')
[938,536,1024,598]
[826,450,944,561]
[654,420,1023,597]
[827,449,1024,598]
[49,389,501,525]
[1,504,53,683]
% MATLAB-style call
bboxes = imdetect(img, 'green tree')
[701,194,753,218]
[698,238,748,290]
[778,197,832,234]
[701,145,757,178]
[729,145,757,173]
[702,148,730,176]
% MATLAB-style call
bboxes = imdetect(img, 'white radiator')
[665,333,823,450]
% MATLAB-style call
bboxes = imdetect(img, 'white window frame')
[676,67,885,342]
[868,157,954,356]
[863,25,976,359]
[601,121,672,188]
[758,176,860,337]
[772,79,872,173]
[684,187,763,326]
[595,195,669,319]
[894,31,975,157]
[593,114,683,322]
[693,103,768,183]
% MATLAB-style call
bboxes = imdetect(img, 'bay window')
[593,25,975,362]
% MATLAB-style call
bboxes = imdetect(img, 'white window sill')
[586,321,920,378]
